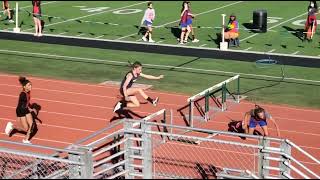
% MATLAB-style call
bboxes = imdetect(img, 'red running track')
[0,73,319,173]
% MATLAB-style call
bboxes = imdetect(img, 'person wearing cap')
[5,77,37,144]
[224,13,239,46]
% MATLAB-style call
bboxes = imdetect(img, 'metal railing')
[0,109,319,179]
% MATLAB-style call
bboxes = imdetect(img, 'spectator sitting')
[224,13,239,47]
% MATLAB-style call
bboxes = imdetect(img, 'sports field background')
[1,1,320,56]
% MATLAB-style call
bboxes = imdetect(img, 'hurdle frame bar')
[187,75,240,127]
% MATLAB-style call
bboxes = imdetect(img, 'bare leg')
[184,26,191,42]
[261,125,269,136]
[33,17,38,36]
[25,113,34,140]
[180,28,186,43]
[37,18,42,36]
[126,96,140,108]
[248,128,255,135]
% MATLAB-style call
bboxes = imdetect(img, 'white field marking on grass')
[157,40,164,43]
[291,51,300,55]
[0,48,319,84]
[200,44,207,47]
[268,49,276,53]
[76,33,85,37]
[240,12,308,42]
[23,1,146,32]
[136,39,142,41]
[58,32,68,35]
[0,1,58,13]
[116,1,244,40]
[243,47,252,51]
[95,35,104,39]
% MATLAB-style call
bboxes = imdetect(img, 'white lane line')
[116,1,244,40]
[200,44,207,47]
[244,47,252,51]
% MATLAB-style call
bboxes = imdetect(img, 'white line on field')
[291,51,300,55]
[200,44,207,47]
[76,33,85,37]
[23,1,146,32]
[240,12,307,42]
[244,47,252,51]
[157,40,164,43]
[116,1,244,40]
[0,48,319,84]
[58,32,68,35]
[268,49,276,53]
[95,35,104,39]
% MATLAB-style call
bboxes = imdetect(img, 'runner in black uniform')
[5,77,36,144]
[113,61,164,112]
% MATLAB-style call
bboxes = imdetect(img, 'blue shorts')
[249,117,267,128]
[180,22,188,28]
[143,20,153,27]
[187,18,193,26]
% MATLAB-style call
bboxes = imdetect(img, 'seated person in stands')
[224,13,239,47]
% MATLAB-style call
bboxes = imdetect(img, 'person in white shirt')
[141,2,155,43]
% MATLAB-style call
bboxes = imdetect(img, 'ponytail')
[19,76,30,86]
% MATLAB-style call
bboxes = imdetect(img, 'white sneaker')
[5,122,13,136]
[22,139,32,144]
[113,101,122,112]
[152,97,159,107]
[192,39,200,43]
[8,19,14,23]
[149,39,155,43]
[142,36,147,42]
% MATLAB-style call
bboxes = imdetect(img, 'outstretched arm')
[140,73,164,80]
[243,111,251,134]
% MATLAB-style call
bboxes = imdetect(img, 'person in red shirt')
[32,0,42,37]
[5,77,36,144]
[179,1,192,44]
[304,7,318,41]
[2,0,14,23]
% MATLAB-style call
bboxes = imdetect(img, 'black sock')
[192,35,195,40]
[147,97,153,104]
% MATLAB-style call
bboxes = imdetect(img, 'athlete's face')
[257,112,265,119]
[24,82,32,92]
[134,66,142,75]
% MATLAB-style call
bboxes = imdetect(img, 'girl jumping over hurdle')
[5,77,36,144]
[141,1,156,43]
[113,61,164,112]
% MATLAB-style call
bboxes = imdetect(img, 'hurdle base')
[220,42,228,50]
[13,27,21,33]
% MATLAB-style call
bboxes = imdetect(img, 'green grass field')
[0,39,319,109]
[1,1,320,56]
